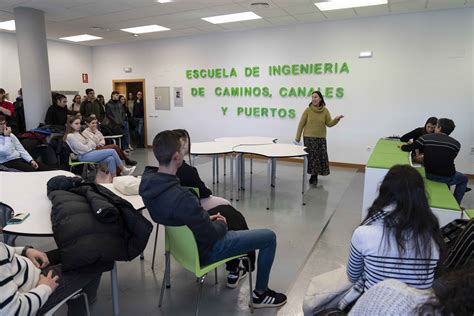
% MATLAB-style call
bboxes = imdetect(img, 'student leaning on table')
[0,242,101,315]
[294,91,344,185]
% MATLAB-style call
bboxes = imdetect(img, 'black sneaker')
[466,187,472,193]
[252,289,287,308]
[226,267,247,289]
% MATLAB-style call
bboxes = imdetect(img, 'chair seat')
[196,253,247,277]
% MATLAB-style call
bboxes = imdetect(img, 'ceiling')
[0,0,472,46]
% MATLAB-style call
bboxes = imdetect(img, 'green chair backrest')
[165,225,200,274]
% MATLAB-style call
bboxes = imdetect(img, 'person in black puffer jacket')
[47,176,153,273]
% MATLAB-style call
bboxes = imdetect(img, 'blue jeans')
[122,120,130,150]
[79,149,123,174]
[426,172,468,205]
[205,229,276,291]
[136,118,144,147]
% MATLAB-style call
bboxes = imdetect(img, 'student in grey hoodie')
[139,130,287,309]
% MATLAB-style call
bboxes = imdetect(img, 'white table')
[214,136,277,177]
[233,144,308,210]
[2,170,74,236]
[190,141,236,185]
[0,171,142,316]
[100,183,145,211]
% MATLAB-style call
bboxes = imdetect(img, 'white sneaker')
[128,146,134,151]
[121,166,136,176]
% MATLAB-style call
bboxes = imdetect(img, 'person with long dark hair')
[401,118,469,206]
[173,129,231,210]
[64,116,135,178]
[400,117,438,163]
[339,165,443,310]
[400,117,438,143]
[294,91,343,185]
[348,264,474,315]
[69,94,82,115]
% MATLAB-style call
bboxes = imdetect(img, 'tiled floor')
[12,148,474,316]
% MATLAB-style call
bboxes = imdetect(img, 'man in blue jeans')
[139,130,287,309]
[401,118,469,207]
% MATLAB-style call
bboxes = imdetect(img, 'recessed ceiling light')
[202,11,262,24]
[121,24,170,34]
[0,20,15,31]
[157,0,173,2]
[60,34,103,42]
[315,0,387,11]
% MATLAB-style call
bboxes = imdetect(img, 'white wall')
[0,31,93,110]
[88,8,472,174]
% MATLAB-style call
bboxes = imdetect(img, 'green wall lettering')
[245,66,260,77]
[191,87,205,96]
[221,106,228,115]
[336,87,344,98]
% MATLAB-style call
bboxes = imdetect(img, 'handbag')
[113,176,141,195]
[95,169,113,184]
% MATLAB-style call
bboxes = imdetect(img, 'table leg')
[250,155,253,175]
[111,262,119,316]
[267,159,272,210]
[212,156,216,184]
[223,154,226,176]
[271,158,276,188]
[302,156,308,205]
[230,154,234,201]
[241,154,245,191]
[236,154,241,201]
[216,155,219,183]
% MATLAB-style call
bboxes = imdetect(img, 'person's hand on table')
[26,248,50,269]
[30,160,39,169]
[38,271,59,291]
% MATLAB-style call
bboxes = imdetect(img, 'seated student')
[173,129,230,210]
[400,117,438,143]
[348,264,474,316]
[45,94,71,126]
[442,219,473,271]
[401,118,469,206]
[339,165,443,310]
[0,242,101,316]
[400,117,437,163]
[173,128,255,287]
[0,115,52,172]
[83,116,137,166]
[139,130,287,308]
[0,88,14,126]
[64,116,135,178]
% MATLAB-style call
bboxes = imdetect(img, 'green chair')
[158,225,254,315]
[68,155,99,179]
[151,187,200,270]
[465,209,474,219]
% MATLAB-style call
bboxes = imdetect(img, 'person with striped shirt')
[0,242,100,315]
[339,165,444,310]
[401,118,469,206]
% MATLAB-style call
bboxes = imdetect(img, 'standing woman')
[69,94,82,116]
[294,91,343,185]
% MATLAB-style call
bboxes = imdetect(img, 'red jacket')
[0,100,14,117]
